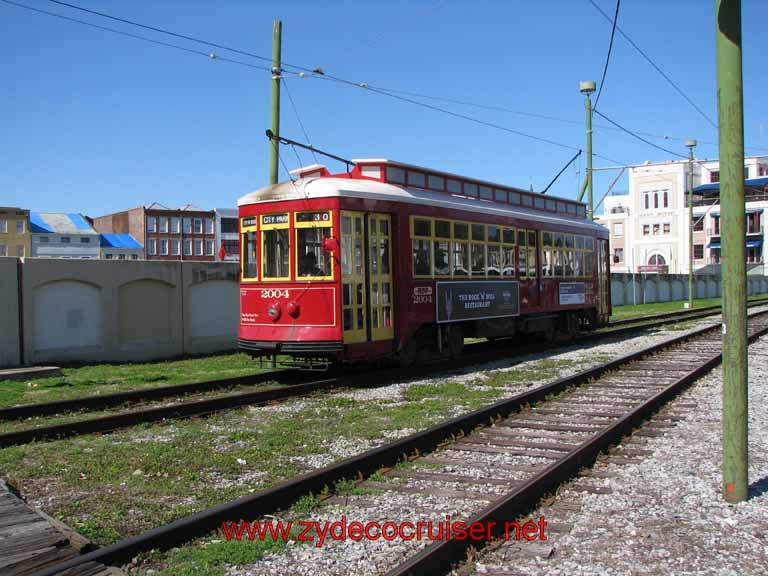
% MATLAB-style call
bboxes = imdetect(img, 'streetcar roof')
[238,177,606,233]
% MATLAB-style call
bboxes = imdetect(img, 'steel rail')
[3,301,764,447]
[30,309,768,576]
[4,298,765,424]
[386,313,768,575]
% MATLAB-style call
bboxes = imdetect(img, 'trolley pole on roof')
[269,20,283,185]
[686,139,697,309]
[578,81,596,219]
[716,0,748,503]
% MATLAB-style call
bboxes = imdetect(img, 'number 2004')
[260,289,290,298]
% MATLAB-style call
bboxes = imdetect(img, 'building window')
[0,245,5,256]
[613,247,624,263]
[16,245,24,257]
[643,193,649,210]
[221,218,238,234]
[131,254,138,260]
[653,224,660,235]
[713,216,721,235]
[710,171,720,183]
[160,217,169,233]
[663,223,671,234]
[171,239,180,255]
[39,236,49,243]
[194,239,203,255]
[80,237,90,243]
[16,220,25,234]
[61,236,71,243]
[694,244,704,260]
[648,254,666,266]
[693,216,704,231]
[183,218,192,233]
[160,239,168,255]
[0,220,7,233]
[193,218,202,234]
[205,239,214,256]
[147,217,157,232]
[118,254,126,260]
[653,192,659,209]
[205,218,214,235]
[183,239,192,256]
[613,222,624,236]
[171,217,180,233]
[147,239,157,255]
[663,191,669,208]
[223,239,239,256]
[105,253,113,260]
[643,224,650,236]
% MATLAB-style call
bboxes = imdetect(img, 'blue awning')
[708,240,762,249]
[694,176,768,193]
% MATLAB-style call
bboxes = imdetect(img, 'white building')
[215,208,239,262]
[30,212,101,259]
[596,156,768,275]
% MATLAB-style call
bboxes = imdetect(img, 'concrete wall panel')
[0,258,20,367]
[32,280,102,352]
[183,263,239,355]
[118,279,174,346]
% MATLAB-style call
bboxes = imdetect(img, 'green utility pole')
[686,139,697,309]
[716,0,748,503]
[269,20,282,185]
[578,81,596,219]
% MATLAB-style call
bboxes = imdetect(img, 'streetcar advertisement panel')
[436,281,520,323]
[559,282,586,305]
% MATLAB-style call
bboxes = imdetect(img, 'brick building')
[92,203,216,261]
[0,207,31,258]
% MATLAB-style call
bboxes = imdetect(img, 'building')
[0,207,31,258]
[92,204,216,261]
[100,233,144,260]
[30,212,101,259]
[215,208,239,262]
[596,155,768,275]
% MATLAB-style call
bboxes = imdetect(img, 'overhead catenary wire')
[593,0,620,108]
[282,77,320,165]
[587,0,717,129]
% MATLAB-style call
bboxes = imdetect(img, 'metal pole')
[687,140,697,308]
[716,0,748,503]
[586,93,594,219]
[269,20,282,185]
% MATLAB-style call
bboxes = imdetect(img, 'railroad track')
[29,308,768,576]
[0,304,757,448]
[1,300,764,448]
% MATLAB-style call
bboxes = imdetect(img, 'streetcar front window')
[243,231,258,279]
[263,229,289,278]
[297,227,331,278]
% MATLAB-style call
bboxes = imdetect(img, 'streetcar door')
[367,213,394,341]
[340,211,366,344]
[597,238,610,318]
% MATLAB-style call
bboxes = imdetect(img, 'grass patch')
[0,352,276,408]
[610,294,767,322]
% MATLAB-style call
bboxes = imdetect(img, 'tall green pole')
[578,81,596,218]
[686,139,697,308]
[269,20,282,185]
[716,0,748,503]
[585,93,594,220]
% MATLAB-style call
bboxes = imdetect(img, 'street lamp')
[686,139,697,309]
[579,81,597,220]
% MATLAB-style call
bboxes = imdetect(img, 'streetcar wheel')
[398,338,417,368]
[448,326,464,358]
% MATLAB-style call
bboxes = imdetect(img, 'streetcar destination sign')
[262,213,289,226]
[436,281,520,323]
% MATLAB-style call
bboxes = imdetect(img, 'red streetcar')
[238,159,610,369]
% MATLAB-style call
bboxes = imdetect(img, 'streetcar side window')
[295,211,333,280]
[412,217,432,277]
[261,212,290,280]
[502,227,515,277]
[241,216,258,281]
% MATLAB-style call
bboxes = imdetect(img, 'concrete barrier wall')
[0,258,239,367]
[0,258,20,367]
[610,272,768,307]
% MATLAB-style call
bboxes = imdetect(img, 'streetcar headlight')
[286,301,300,318]
[267,302,281,321]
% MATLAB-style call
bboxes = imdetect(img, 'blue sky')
[2,0,767,217]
